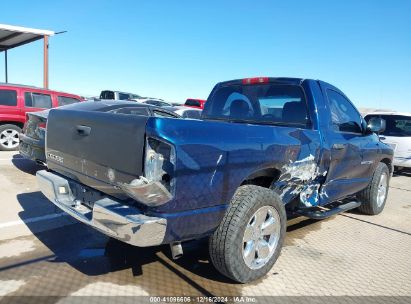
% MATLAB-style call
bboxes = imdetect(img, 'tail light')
[117,137,175,207]
[35,121,47,139]
[22,114,30,133]
[242,77,269,85]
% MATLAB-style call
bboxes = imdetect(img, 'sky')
[0,0,410,110]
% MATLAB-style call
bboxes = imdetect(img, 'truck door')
[319,83,374,204]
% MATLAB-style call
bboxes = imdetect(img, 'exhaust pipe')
[170,242,183,260]
[36,160,46,166]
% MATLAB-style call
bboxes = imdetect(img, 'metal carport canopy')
[0,24,55,88]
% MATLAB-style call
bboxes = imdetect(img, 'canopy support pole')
[43,35,49,89]
[4,50,8,83]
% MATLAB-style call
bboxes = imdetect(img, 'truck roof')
[217,77,305,86]
[0,82,81,97]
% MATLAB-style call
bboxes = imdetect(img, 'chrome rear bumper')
[36,170,167,247]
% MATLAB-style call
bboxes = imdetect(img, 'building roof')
[0,24,54,52]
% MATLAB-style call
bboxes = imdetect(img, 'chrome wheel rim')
[377,172,388,207]
[0,129,19,149]
[242,206,281,270]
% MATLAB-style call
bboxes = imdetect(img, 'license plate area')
[68,181,105,209]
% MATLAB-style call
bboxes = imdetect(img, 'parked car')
[365,112,411,170]
[20,101,180,164]
[0,83,83,151]
[184,98,206,109]
[164,106,202,119]
[139,99,173,107]
[37,77,392,283]
[99,90,141,100]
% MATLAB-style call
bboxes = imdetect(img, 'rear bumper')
[19,133,46,163]
[36,170,167,247]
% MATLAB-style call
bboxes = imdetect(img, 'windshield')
[202,84,309,126]
[365,114,411,137]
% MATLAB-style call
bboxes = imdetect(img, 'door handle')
[379,136,386,140]
[332,143,346,150]
[75,125,91,136]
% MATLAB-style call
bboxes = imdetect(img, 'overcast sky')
[1,0,410,110]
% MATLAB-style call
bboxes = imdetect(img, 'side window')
[327,90,362,134]
[118,93,130,100]
[0,89,17,106]
[110,107,149,116]
[184,110,201,119]
[58,96,80,107]
[153,110,177,118]
[25,92,52,109]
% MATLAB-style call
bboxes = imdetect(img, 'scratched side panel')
[146,117,323,241]
[146,118,319,241]
[146,117,322,212]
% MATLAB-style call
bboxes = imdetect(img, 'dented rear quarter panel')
[146,118,322,212]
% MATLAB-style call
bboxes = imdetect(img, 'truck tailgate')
[46,108,149,197]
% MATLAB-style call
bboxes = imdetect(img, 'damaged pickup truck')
[37,77,393,283]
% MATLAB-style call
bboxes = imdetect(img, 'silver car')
[365,112,411,169]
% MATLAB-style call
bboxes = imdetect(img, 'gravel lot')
[0,151,410,303]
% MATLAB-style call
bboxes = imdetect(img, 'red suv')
[184,98,206,109]
[0,83,83,151]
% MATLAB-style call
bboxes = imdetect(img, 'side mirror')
[367,117,386,133]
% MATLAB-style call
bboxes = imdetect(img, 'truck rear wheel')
[357,162,390,215]
[209,185,286,283]
[0,124,21,151]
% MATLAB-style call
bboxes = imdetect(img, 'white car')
[163,106,202,119]
[365,112,411,169]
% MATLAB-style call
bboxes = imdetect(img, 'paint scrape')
[277,154,327,207]
[281,154,318,182]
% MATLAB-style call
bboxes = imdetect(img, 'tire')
[0,124,21,151]
[209,185,286,283]
[357,162,390,215]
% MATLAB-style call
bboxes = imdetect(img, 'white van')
[365,112,411,169]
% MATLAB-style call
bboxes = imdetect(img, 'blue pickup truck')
[37,77,393,283]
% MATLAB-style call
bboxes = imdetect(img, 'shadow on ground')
[11,154,45,176]
[393,168,411,178]
[13,191,326,295]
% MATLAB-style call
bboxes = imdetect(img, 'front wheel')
[209,185,286,283]
[357,162,390,215]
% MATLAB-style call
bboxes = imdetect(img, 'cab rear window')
[185,99,201,107]
[0,89,17,106]
[100,91,115,99]
[203,84,309,127]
